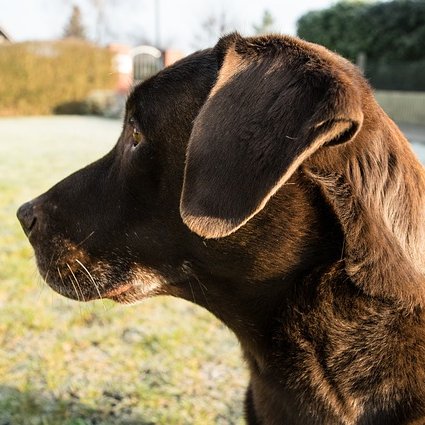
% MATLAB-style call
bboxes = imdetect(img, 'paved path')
[395,123,425,163]
[398,123,425,145]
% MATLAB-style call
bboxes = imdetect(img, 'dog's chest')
[244,271,425,424]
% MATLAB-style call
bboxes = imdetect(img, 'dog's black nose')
[17,201,37,236]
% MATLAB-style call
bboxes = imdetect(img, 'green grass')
[0,116,247,425]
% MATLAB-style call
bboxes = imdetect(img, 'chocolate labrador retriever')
[17,33,425,424]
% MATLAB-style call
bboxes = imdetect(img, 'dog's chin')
[32,236,178,305]
[43,277,100,302]
[36,254,170,305]
[41,268,163,304]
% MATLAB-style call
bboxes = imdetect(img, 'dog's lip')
[102,283,133,298]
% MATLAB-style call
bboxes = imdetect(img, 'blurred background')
[1,1,425,424]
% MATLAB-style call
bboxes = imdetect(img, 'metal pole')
[357,52,367,75]
[155,0,160,48]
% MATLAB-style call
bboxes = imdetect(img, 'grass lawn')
[0,116,247,425]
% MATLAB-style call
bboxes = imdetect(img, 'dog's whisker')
[65,263,88,317]
[57,265,82,309]
[194,275,210,311]
[66,263,85,303]
[57,266,65,289]
[75,259,107,311]
[43,252,56,284]
[187,278,196,305]
[75,231,95,248]
[67,275,84,317]
[61,265,79,302]
[54,242,69,263]
[181,261,210,310]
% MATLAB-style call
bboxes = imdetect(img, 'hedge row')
[0,40,117,116]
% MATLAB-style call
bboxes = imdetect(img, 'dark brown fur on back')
[17,33,425,424]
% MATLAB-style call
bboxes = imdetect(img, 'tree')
[297,0,425,62]
[193,11,235,49]
[359,0,425,61]
[253,10,275,35]
[63,5,87,40]
[89,0,108,44]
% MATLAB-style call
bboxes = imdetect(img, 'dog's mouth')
[32,237,168,304]
[40,257,166,304]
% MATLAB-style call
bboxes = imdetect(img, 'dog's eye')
[128,116,143,147]
[132,128,143,146]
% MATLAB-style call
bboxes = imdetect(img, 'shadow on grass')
[0,385,155,425]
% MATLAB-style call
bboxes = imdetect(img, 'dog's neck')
[167,180,341,372]
[169,272,291,366]
[170,261,339,378]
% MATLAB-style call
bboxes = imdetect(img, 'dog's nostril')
[17,201,37,236]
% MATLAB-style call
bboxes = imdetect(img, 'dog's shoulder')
[266,263,425,423]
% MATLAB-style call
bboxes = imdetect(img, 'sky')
[0,0,336,52]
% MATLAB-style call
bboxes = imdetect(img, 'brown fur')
[17,33,425,424]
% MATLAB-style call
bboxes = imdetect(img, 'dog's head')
[17,33,425,308]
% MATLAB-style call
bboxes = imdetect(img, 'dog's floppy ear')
[306,127,425,308]
[180,33,363,238]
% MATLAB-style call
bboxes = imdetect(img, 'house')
[109,43,184,93]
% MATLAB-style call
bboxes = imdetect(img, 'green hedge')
[366,60,425,92]
[0,40,116,115]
